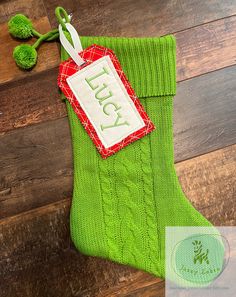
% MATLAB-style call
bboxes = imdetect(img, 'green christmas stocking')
[61,35,211,278]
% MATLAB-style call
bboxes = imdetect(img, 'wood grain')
[1,144,235,297]
[0,117,73,218]
[176,15,236,81]
[176,145,236,226]
[0,68,65,134]
[1,65,235,218]
[174,65,236,161]
[99,275,164,297]
[44,0,236,37]
[0,0,45,23]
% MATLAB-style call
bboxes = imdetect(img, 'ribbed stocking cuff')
[77,35,176,98]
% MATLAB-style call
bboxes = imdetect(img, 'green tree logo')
[192,240,209,265]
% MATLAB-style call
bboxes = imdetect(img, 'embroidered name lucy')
[66,55,145,149]
[84,65,129,131]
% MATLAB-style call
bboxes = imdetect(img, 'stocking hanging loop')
[56,6,85,67]
[55,7,70,30]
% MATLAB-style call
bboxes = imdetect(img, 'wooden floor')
[0,1,236,296]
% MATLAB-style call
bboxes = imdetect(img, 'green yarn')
[32,29,59,49]
[13,44,37,69]
[59,35,211,278]
[8,14,33,39]
[55,6,70,30]
[63,30,73,44]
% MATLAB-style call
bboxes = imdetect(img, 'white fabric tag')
[66,55,145,148]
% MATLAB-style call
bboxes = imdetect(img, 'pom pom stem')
[32,28,59,49]
[32,29,42,38]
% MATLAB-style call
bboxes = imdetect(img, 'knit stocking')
[61,35,211,278]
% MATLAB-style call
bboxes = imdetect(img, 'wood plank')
[0,68,66,134]
[1,15,235,134]
[1,65,235,218]
[0,0,45,23]
[0,117,73,218]
[176,15,236,81]
[176,145,236,226]
[44,0,236,36]
[0,2,60,84]
[98,276,164,297]
[174,65,236,161]
[0,144,235,296]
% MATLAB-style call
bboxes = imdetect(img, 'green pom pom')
[13,44,37,69]
[8,14,33,39]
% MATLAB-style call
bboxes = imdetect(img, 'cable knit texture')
[61,35,211,278]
